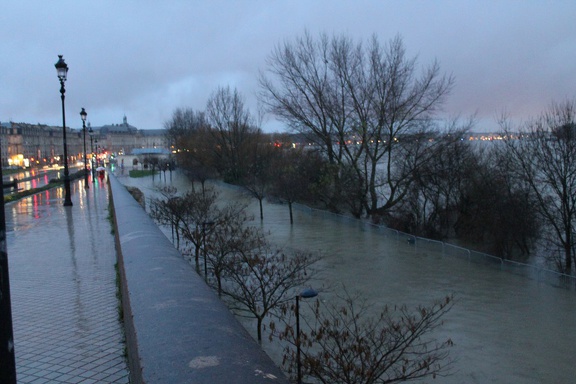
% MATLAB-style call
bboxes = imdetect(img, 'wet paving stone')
[7,179,129,383]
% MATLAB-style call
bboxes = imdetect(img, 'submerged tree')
[206,86,261,183]
[241,141,279,221]
[149,186,183,248]
[222,243,319,342]
[275,291,454,384]
[150,186,220,273]
[260,31,455,217]
[499,100,576,274]
[164,108,218,186]
[205,207,260,296]
[268,147,326,224]
[393,120,475,237]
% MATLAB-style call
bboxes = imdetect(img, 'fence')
[197,181,576,291]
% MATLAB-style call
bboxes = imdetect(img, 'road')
[2,164,85,195]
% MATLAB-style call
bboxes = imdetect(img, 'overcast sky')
[1,1,575,133]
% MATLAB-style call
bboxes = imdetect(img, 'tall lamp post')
[0,145,17,383]
[80,108,89,189]
[88,123,95,182]
[296,288,318,384]
[55,55,73,206]
[94,139,98,168]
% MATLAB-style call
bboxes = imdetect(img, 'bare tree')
[243,160,269,221]
[259,32,344,165]
[260,32,455,218]
[241,138,279,221]
[356,36,454,216]
[259,32,353,211]
[206,86,260,183]
[149,186,184,247]
[454,150,540,259]
[164,107,206,149]
[185,127,220,190]
[396,123,476,238]
[499,100,576,274]
[164,108,218,187]
[205,206,259,296]
[275,291,454,384]
[222,243,319,342]
[172,187,220,274]
[268,147,326,224]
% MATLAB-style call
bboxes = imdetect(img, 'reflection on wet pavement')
[8,177,129,383]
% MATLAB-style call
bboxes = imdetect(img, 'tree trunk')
[259,198,264,221]
[257,316,263,342]
[564,233,572,274]
[195,246,201,274]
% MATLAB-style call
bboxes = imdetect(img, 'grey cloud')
[1,0,575,132]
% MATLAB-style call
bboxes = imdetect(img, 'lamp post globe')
[55,55,73,206]
[80,108,89,189]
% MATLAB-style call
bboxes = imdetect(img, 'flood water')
[116,165,576,384]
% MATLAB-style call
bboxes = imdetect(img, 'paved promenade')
[6,177,129,383]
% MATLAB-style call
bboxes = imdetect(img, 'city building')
[0,117,167,168]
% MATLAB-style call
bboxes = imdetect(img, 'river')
[115,163,576,384]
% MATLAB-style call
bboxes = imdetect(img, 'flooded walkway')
[117,167,576,384]
[7,177,129,383]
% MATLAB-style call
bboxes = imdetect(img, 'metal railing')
[293,202,576,291]
[195,182,576,291]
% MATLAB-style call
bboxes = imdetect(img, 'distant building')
[94,116,167,156]
[139,129,169,153]
[0,116,168,168]
[0,121,66,168]
[95,115,139,156]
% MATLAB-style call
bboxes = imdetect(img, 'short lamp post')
[88,123,95,182]
[55,55,72,206]
[80,108,89,189]
[296,288,318,384]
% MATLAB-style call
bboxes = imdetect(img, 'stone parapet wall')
[108,173,288,384]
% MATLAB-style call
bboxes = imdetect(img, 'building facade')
[0,116,167,168]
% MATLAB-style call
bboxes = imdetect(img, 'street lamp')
[80,108,89,189]
[296,287,318,384]
[55,55,72,206]
[88,123,95,182]
[0,146,17,383]
[94,139,99,169]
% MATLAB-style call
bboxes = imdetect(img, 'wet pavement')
[6,176,129,383]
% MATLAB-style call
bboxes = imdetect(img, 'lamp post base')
[63,178,73,206]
